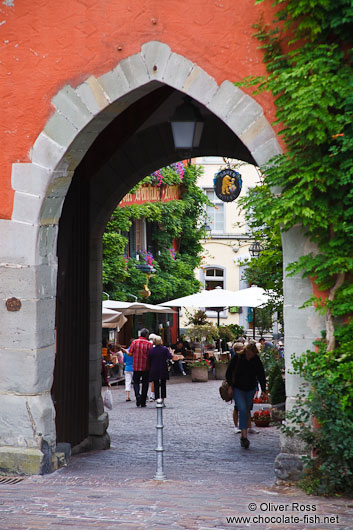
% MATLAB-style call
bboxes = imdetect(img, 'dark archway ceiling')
[73,83,256,233]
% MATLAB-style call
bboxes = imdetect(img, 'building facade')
[180,157,259,333]
[0,1,325,478]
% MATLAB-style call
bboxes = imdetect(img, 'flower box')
[252,408,271,427]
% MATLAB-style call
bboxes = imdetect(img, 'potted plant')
[252,409,271,427]
[214,359,229,380]
[187,323,219,343]
[190,360,209,382]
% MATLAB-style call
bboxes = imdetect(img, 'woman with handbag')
[225,342,267,449]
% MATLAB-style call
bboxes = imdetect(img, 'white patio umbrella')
[162,286,271,309]
[103,300,177,315]
[163,286,274,338]
[102,308,128,330]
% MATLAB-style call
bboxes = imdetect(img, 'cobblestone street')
[0,378,352,529]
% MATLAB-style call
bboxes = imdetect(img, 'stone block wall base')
[274,452,304,482]
[0,447,43,476]
[71,432,110,456]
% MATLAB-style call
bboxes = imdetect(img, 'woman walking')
[226,342,267,449]
[148,336,184,406]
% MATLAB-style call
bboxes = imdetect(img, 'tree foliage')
[103,164,211,304]
[243,0,353,495]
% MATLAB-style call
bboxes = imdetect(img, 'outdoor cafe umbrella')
[102,307,128,330]
[103,300,177,315]
[162,286,273,338]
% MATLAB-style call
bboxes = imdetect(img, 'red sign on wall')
[119,185,181,207]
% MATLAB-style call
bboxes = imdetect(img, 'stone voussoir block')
[239,114,276,152]
[226,95,264,137]
[44,111,79,149]
[251,137,282,166]
[11,163,52,197]
[141,41,172,80]
[182,65,218,106]
[162,52,194,90]
[98,64,130,103]
[30,132,66,171]
[52,84,93,130]
[119,52,151,90]
[208,80,246,120]
[75,75,111,116]
[12,192,42,225]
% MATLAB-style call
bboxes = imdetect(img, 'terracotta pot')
[253,418,270,427]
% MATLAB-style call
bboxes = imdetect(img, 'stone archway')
[1,41,322,475]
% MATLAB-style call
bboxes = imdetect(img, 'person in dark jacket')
[226,342,267,449]
[148,336,183,406]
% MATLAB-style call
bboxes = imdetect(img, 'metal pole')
[253,307,256,340]
[153,398,166,480]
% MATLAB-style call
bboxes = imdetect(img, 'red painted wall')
[0,0,277,219]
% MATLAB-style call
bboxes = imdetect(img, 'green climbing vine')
[103,163,211,304]
[239,0,353,495]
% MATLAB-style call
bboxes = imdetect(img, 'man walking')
[130,328,152,407]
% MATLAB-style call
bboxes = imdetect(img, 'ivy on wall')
[240,0,353,495]
[102,163,211,304]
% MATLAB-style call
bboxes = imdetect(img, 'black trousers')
[154,379,167,399]
[133,370,149,406]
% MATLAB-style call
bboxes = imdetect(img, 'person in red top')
[129,328,153,407]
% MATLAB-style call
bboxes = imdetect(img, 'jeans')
[233,387,256,430]
[133,370,149,406]
[177,360,185,374]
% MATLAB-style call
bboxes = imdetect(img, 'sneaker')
[182,371,186,376]
[234,428,241,434]
[149,396,155,402]
[248,427,259,434]
[240,437,250,449]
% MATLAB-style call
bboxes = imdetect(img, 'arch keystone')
[141,41,171,80]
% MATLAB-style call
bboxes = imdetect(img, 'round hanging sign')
[213,169,242,202]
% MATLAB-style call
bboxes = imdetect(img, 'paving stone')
[0,378,351,529]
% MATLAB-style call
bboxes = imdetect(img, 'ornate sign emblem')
[213,169,242,202]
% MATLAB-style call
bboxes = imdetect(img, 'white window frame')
[204,188,225,234]
[200,265,227,318]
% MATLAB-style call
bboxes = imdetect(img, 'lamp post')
[170,98,204,150]
[248,241,263,339]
